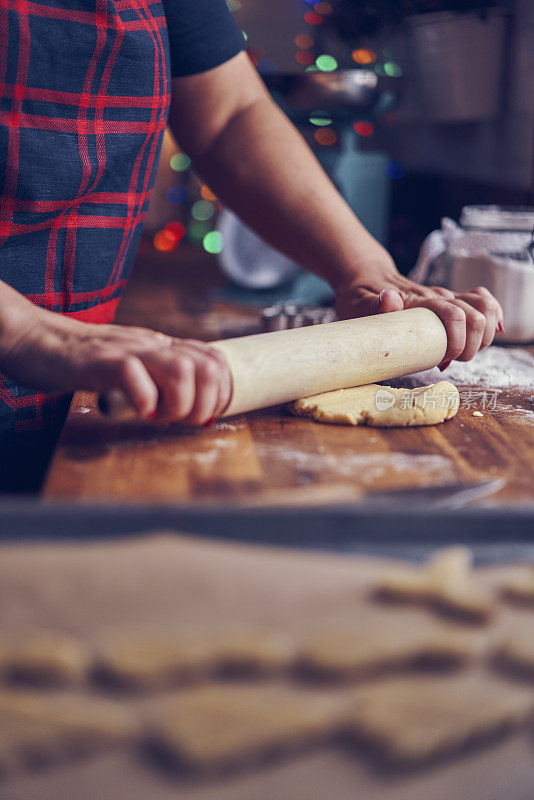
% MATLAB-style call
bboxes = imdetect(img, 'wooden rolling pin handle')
[98,308,447,421]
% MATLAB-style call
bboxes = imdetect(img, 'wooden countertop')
[43,244,534,507]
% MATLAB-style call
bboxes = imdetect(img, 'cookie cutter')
[261,303,337,332]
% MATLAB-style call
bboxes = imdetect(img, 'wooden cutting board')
[42,385,534,505]
[42,246,534,506]
[2,532,534,800]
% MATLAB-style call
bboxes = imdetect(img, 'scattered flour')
[213,420,246,432]
[497,403,534,424]
[255,445,456,485]
[389,346,534,390]
[202,436,239,449]
[180,450,219,466]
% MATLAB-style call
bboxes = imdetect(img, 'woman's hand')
[335,258,504,370]
[0,303,232,425]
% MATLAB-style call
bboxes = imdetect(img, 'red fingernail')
[439,360,451,372]
[204,416,217,428]
[148,410,157,420]
[499,322,506,333]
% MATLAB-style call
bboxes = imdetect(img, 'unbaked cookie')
[298,624,485,680]
[145,683,344,772]
[95,628,296,689]
[290,381,460,427]
[0,631,90,686]
[375,547,495,623]
[0,690,139,776]
[95,631,215,689]
[345,673,534,766]
[495,623,534,679]
[501,567,534,605]
[213,629,296,676]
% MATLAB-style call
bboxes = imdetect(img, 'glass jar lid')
[460,205,534,232]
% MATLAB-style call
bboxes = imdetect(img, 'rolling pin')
[99,307,447,420]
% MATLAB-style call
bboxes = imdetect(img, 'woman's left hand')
[335,259,504,371]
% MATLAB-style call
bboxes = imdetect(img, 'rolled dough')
[290,381,459,427]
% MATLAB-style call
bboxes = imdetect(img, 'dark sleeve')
[162,0,245,78]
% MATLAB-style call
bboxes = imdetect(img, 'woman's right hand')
[0,298,232,425]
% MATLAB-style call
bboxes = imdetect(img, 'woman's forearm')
[169,55,502,368]
[0,279,231,424]
[188,95,393,290]
[0,279,43,367]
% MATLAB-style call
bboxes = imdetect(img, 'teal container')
[317,133,390,246]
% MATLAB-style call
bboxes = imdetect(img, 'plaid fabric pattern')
[0,0,171,433]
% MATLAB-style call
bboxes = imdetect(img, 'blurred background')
[144,0,533,285]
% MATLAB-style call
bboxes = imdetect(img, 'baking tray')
[0,501,533,564]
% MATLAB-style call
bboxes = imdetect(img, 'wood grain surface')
[43,246,534,506]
